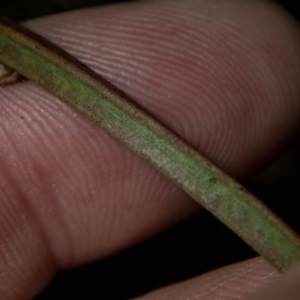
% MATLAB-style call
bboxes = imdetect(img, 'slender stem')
[0,16,300,272]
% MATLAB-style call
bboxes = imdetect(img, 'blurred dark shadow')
[0,0,131,21]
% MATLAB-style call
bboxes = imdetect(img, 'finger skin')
[1,0,300,299]
[245,261,300,300]
[135,257,279,300]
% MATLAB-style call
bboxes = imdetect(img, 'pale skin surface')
[1,0,300,299]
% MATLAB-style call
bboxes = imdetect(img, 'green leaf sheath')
[1,17,300,272]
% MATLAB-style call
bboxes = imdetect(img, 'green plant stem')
[0,16,300,272]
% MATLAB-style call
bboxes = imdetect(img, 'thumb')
[245,262,300,300]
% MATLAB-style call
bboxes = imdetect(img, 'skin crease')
[1,0,300,299]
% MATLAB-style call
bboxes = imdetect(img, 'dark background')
[1,1,300,299]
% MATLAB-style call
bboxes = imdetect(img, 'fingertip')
[245,261,300,300]
[135,257,279,300]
